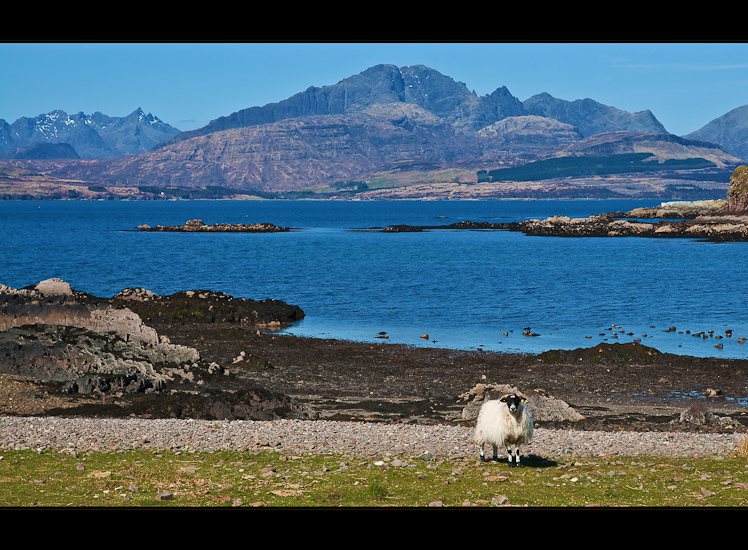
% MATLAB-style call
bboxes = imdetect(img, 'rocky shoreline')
[511,200,748,241]
[2,278,748,459]
[0,279,310,421]
[377,200,748,242]
[2,278,747,433]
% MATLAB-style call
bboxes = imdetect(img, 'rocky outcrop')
[136,219,290,233]
[512,213,748,241]
[377,207,748,241]
[0,278,199,393]
[0,278,161,342]
[0,279,308,422]
[671,403,740,430]
[727,165,748,212]
[617,199,727,219]
[381,220,507,232]
[0,324,196,395]
[111,287,304,328]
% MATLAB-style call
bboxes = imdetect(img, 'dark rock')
[0,324,190,394]
[380,220,508,232]
[111,288,304,327]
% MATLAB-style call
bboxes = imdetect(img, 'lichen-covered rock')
[0,325,188,394]
[727,165,748,212]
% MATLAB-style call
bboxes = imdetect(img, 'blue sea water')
[2,199,747,359]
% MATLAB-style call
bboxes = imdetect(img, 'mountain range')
[1,64,745,200]
[0,108,180,160]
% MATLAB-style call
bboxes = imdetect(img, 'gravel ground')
[0,417,743,460]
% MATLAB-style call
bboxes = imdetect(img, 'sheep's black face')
[501,393,525,413]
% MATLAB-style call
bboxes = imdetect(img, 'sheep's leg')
[492,444,499,461]
[506,445,525,467]
[479,444,486,462]
[514,445,524,467]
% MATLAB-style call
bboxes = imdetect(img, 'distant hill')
[0,142,79,160]
[684,104,748,161]
[0,108,181,159]
[522,92,667,137]
[1,64,744,199]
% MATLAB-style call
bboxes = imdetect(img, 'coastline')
[2,290,748,461]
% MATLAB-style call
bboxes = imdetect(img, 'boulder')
[457,383,585,423]
[0,279,160,343]
[670,403,742,428]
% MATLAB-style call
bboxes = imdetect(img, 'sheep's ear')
[520,397,526,402]
[499,396,507,402]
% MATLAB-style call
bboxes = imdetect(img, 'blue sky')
[3,42,748,137]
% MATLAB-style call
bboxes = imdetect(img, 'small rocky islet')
[136,219,290,233]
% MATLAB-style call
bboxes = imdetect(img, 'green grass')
[2,448,748,507]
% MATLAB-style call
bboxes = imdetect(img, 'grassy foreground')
[2,446,748,508]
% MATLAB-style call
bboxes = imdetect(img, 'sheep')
[474,393,534,467]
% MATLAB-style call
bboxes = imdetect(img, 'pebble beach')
[0,417,742,460]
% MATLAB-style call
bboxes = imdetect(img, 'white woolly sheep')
[474,393,534,467]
